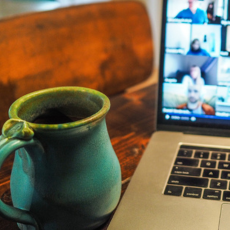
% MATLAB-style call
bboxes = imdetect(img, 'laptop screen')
[157,0,230,133]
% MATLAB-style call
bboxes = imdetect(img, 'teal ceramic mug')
[0,87,121,230]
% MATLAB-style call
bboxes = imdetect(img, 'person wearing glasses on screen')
[175,0,208,24]
[187,39,210,56]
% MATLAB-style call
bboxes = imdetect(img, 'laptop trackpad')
[219,204,230,230]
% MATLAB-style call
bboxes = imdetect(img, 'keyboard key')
[171,166,201,176]
[201,160,216,168]
[174,158,199,167]
[164,185,183,196]
[218,162,230,170]
[168,175,208,188]
[211,152,226,160]
[223,191,230,202]
[203,189,221,200]
[194,151,209,159]
[183,187,202,198]
[177,149,193,157]
[221,171,230,180]
[210,179,227,189]
[203,169,219,178]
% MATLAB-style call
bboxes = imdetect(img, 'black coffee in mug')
[32,109,86,124]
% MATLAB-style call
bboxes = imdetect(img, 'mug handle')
[0,119,42,230]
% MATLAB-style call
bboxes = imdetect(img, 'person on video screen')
[175,0,208,24]
[176,84,215,115]
[187,39,210,56]
[182,65,205,86]
[207,2,214,22]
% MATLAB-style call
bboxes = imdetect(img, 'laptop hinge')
[157,124,230,138]
[183,129,230,137]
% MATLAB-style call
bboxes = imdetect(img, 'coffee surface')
[32,109,85,124]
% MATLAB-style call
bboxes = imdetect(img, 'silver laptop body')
[108,0,230,229]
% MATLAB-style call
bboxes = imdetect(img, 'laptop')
[108,0,230,229]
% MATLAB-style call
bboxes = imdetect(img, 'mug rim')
[8,86,110,130]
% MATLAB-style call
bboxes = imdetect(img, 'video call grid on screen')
[162,0,230,123]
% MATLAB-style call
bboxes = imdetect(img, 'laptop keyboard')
[164,145,230,201]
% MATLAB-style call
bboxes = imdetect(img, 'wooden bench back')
[0,1,153,126]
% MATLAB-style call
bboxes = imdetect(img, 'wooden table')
[0,84,157,229]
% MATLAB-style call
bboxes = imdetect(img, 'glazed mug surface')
[0,87,121,230]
